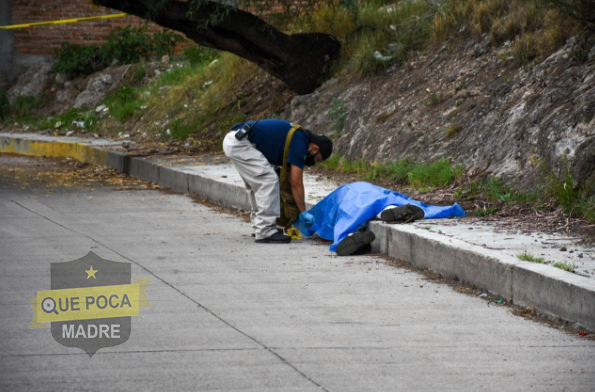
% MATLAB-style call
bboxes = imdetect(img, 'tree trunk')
[92,0,341,95]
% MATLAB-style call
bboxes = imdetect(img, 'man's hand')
[299,211,315,227]
[290,164,307,213]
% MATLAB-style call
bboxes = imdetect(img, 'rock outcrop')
[285,31,595,192]
[74,73,116,109]
[7,58,53,105]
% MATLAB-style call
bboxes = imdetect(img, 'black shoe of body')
[351,243,373,255]
[380,204,425,224]
[255,231,292,243]
[336,231,376,256]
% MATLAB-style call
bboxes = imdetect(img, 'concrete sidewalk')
[1,131,594,331]
[1,167,594,391]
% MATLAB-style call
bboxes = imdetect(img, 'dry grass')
[301,0,435,76]
[297,3,356,42]
[432,0,582,64]
[140,53,256,138]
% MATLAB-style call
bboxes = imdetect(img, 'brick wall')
[11,0,183,55]
[10,0,322,55]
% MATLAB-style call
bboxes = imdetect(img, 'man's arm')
[290,164,307,213]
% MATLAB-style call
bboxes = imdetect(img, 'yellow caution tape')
[0,13,128,30]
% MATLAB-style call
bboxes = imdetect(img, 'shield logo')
[49,251,132,357]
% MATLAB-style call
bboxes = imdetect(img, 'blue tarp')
[294,181,465,252]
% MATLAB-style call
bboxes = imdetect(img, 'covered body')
[295,182,465,251]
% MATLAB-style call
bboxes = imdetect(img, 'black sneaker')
[336,231,376,256]
[380,204,425,224]
[252,228,282,238]
[255,230,292,243]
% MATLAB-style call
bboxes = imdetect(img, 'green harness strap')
[277,123,302,229]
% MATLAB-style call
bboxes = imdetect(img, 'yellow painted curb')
[0,136,110,167]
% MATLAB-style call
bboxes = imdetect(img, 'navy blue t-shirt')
[231,119,309,169]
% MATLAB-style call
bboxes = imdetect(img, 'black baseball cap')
[305,130,333,161]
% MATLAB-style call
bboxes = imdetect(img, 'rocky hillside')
[285,30,595,192]
[3,28,595,195]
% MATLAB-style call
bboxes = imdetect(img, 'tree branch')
[92,0,341,94]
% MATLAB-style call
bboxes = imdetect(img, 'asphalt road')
[1,154,594,392]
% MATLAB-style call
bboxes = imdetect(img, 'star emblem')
[85,265,98,279]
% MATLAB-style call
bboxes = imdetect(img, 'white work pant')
[222,131,280,240]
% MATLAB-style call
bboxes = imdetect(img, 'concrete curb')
[369,221,595,328]
[2,132,594,331]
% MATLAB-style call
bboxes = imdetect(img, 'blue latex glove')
[299,211,315,227]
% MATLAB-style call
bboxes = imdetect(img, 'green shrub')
[543,156,595,223]
[480,177,516,203]
[386,0,434,54]
[408,157,463,188]
[152,64,208,89]
[134,65,147,82]
[319,154,342,170]
[473,207,499,216]
[182,45,218,66]
[52,42,111,79]
[169,118,194,139]
[103,86,140,121]
[460,177,538,204]
[45,108,79,129]
[321,155,461,189]
[369,157,417,183]
[52,25,184,80]
[104,25,154,65]
[9,95,42,118]
[329,97,348,136]
[344,0,434,75]
[576,196,595,223]
[546,155,578,213]
[41,108,98,130]
[152,30,184,58]
[347,31,388,75]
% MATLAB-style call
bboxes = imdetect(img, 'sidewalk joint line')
[10,199,330,392]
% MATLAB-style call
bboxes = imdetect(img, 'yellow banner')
[30,278,150,326]
[0,13,128,30]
